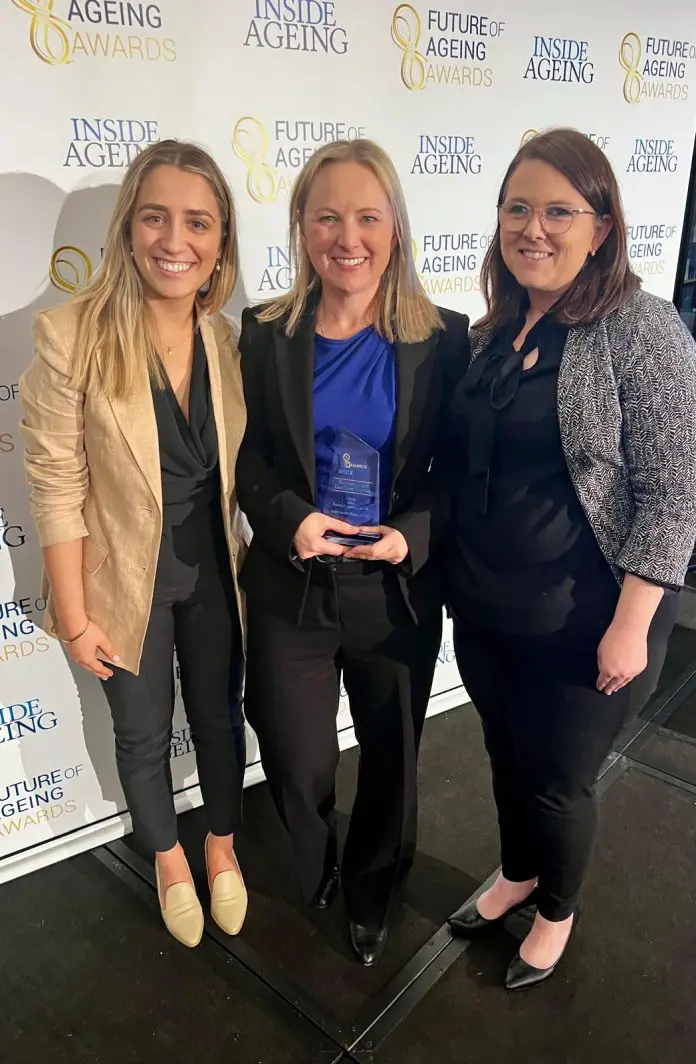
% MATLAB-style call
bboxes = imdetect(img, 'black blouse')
[151,330,226,560]
[446,312,619,635]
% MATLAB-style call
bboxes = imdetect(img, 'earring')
[129,247,134,258]
[215,260,221,272]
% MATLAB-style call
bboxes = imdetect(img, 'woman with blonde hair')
[19,139,248,949]
[236,137,469,965]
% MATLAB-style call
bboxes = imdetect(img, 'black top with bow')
[446,312,618,635]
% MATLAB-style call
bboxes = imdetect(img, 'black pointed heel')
[448,886,539,937]
[505,907,580,991]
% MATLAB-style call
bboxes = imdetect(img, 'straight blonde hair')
[70,139,239,401]
[257,138,443,342]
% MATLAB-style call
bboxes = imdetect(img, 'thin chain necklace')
[151,319,197,358]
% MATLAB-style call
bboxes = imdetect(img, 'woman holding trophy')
[236,138,469,966]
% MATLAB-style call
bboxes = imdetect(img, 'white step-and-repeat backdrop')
[1,0,694,882]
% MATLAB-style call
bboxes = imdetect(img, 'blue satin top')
[313,326,397,523]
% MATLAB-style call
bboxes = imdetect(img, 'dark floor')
[3,619,696,1064]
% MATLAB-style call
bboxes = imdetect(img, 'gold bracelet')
[59,619,90,644]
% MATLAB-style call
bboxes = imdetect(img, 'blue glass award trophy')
[322,428,382,547]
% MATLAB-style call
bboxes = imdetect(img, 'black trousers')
[244,561,443,928]
[453,593,678,921]
[101,533,246,852]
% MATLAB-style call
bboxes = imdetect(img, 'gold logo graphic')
[391,4,426,91]
[11,0,72,66]
[50,245,92,293]
[520,129,539,147]
[232,117,279,205]
[619,32,642,104]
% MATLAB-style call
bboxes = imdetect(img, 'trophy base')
[323,531,381,547]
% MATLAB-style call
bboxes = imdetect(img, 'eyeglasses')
[498,203,600,235]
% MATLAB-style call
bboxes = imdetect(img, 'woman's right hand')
[293,512,359,560]
[64,620,120,680]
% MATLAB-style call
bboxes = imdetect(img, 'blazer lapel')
[274,311,316,500]
[391,334,438,491]
[107,353,162,512]
[199,315,229,499]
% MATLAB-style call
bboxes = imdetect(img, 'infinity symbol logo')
[619,32,642,105]
[519,129,539,147]
[50,246,92,293]
[232,117,279,205]
[391,4,426,91]
[11,0,72,66]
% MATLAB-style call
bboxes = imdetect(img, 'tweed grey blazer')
[469,288,696,588]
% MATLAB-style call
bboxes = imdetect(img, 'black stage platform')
[3,618,696,1064]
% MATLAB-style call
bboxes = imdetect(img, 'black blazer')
[235,300,471,625]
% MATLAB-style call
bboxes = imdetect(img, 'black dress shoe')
[505,909,579,991]
[312,865,341,909]
[349,921,388,966]
[448,887,539,937]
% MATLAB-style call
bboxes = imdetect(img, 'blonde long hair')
[257,138,443,342]
[70,139,238,401]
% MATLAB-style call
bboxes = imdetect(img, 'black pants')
[244,561,443,928]
[453,593,678,921]
[101,534,246,852]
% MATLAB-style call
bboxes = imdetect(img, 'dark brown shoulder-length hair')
[477,128,641,333]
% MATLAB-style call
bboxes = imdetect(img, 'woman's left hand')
[596,620,649,695]
[343,526,409,565]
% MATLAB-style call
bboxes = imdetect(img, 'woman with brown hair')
[19,140,248,948]
[444,128,696,989]
[236,137,469,965]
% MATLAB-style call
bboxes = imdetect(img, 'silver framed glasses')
[498,203,600,234]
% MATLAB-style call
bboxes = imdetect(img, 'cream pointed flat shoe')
[205,833,248,936]
[155,861,204,948]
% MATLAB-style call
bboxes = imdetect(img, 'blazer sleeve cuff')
[389,509,431,576]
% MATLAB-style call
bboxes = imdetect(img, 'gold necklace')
[152,323,196,358]
[162,333,193,357]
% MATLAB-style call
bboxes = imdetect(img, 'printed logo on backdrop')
[0,432,14,455]
[0,765,84,837]
[390,4,505,91]
[518,130,611,150]
[524,35,595,84]
[626,138,679,173]
[0,383,19,404]
[65,117,159,168]
[231,117,366,203]
[258,246,293,292]
[413,230,489,297]
[0,507,26,552]
[411,135,483,175]
[10,0,176,65]
[1,598,49,664]
[628,221,679,278]
[0,697,57,744]
[50,245,94,293]
[243,0,348,54]
[619,32,694,103]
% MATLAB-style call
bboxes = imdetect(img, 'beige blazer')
[19,301,247,675]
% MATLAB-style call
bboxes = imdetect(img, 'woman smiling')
[19,140,248,949]
[444,128,696,990]
[236,138,469,966]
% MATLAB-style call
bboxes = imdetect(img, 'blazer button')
[392,491,400,504]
